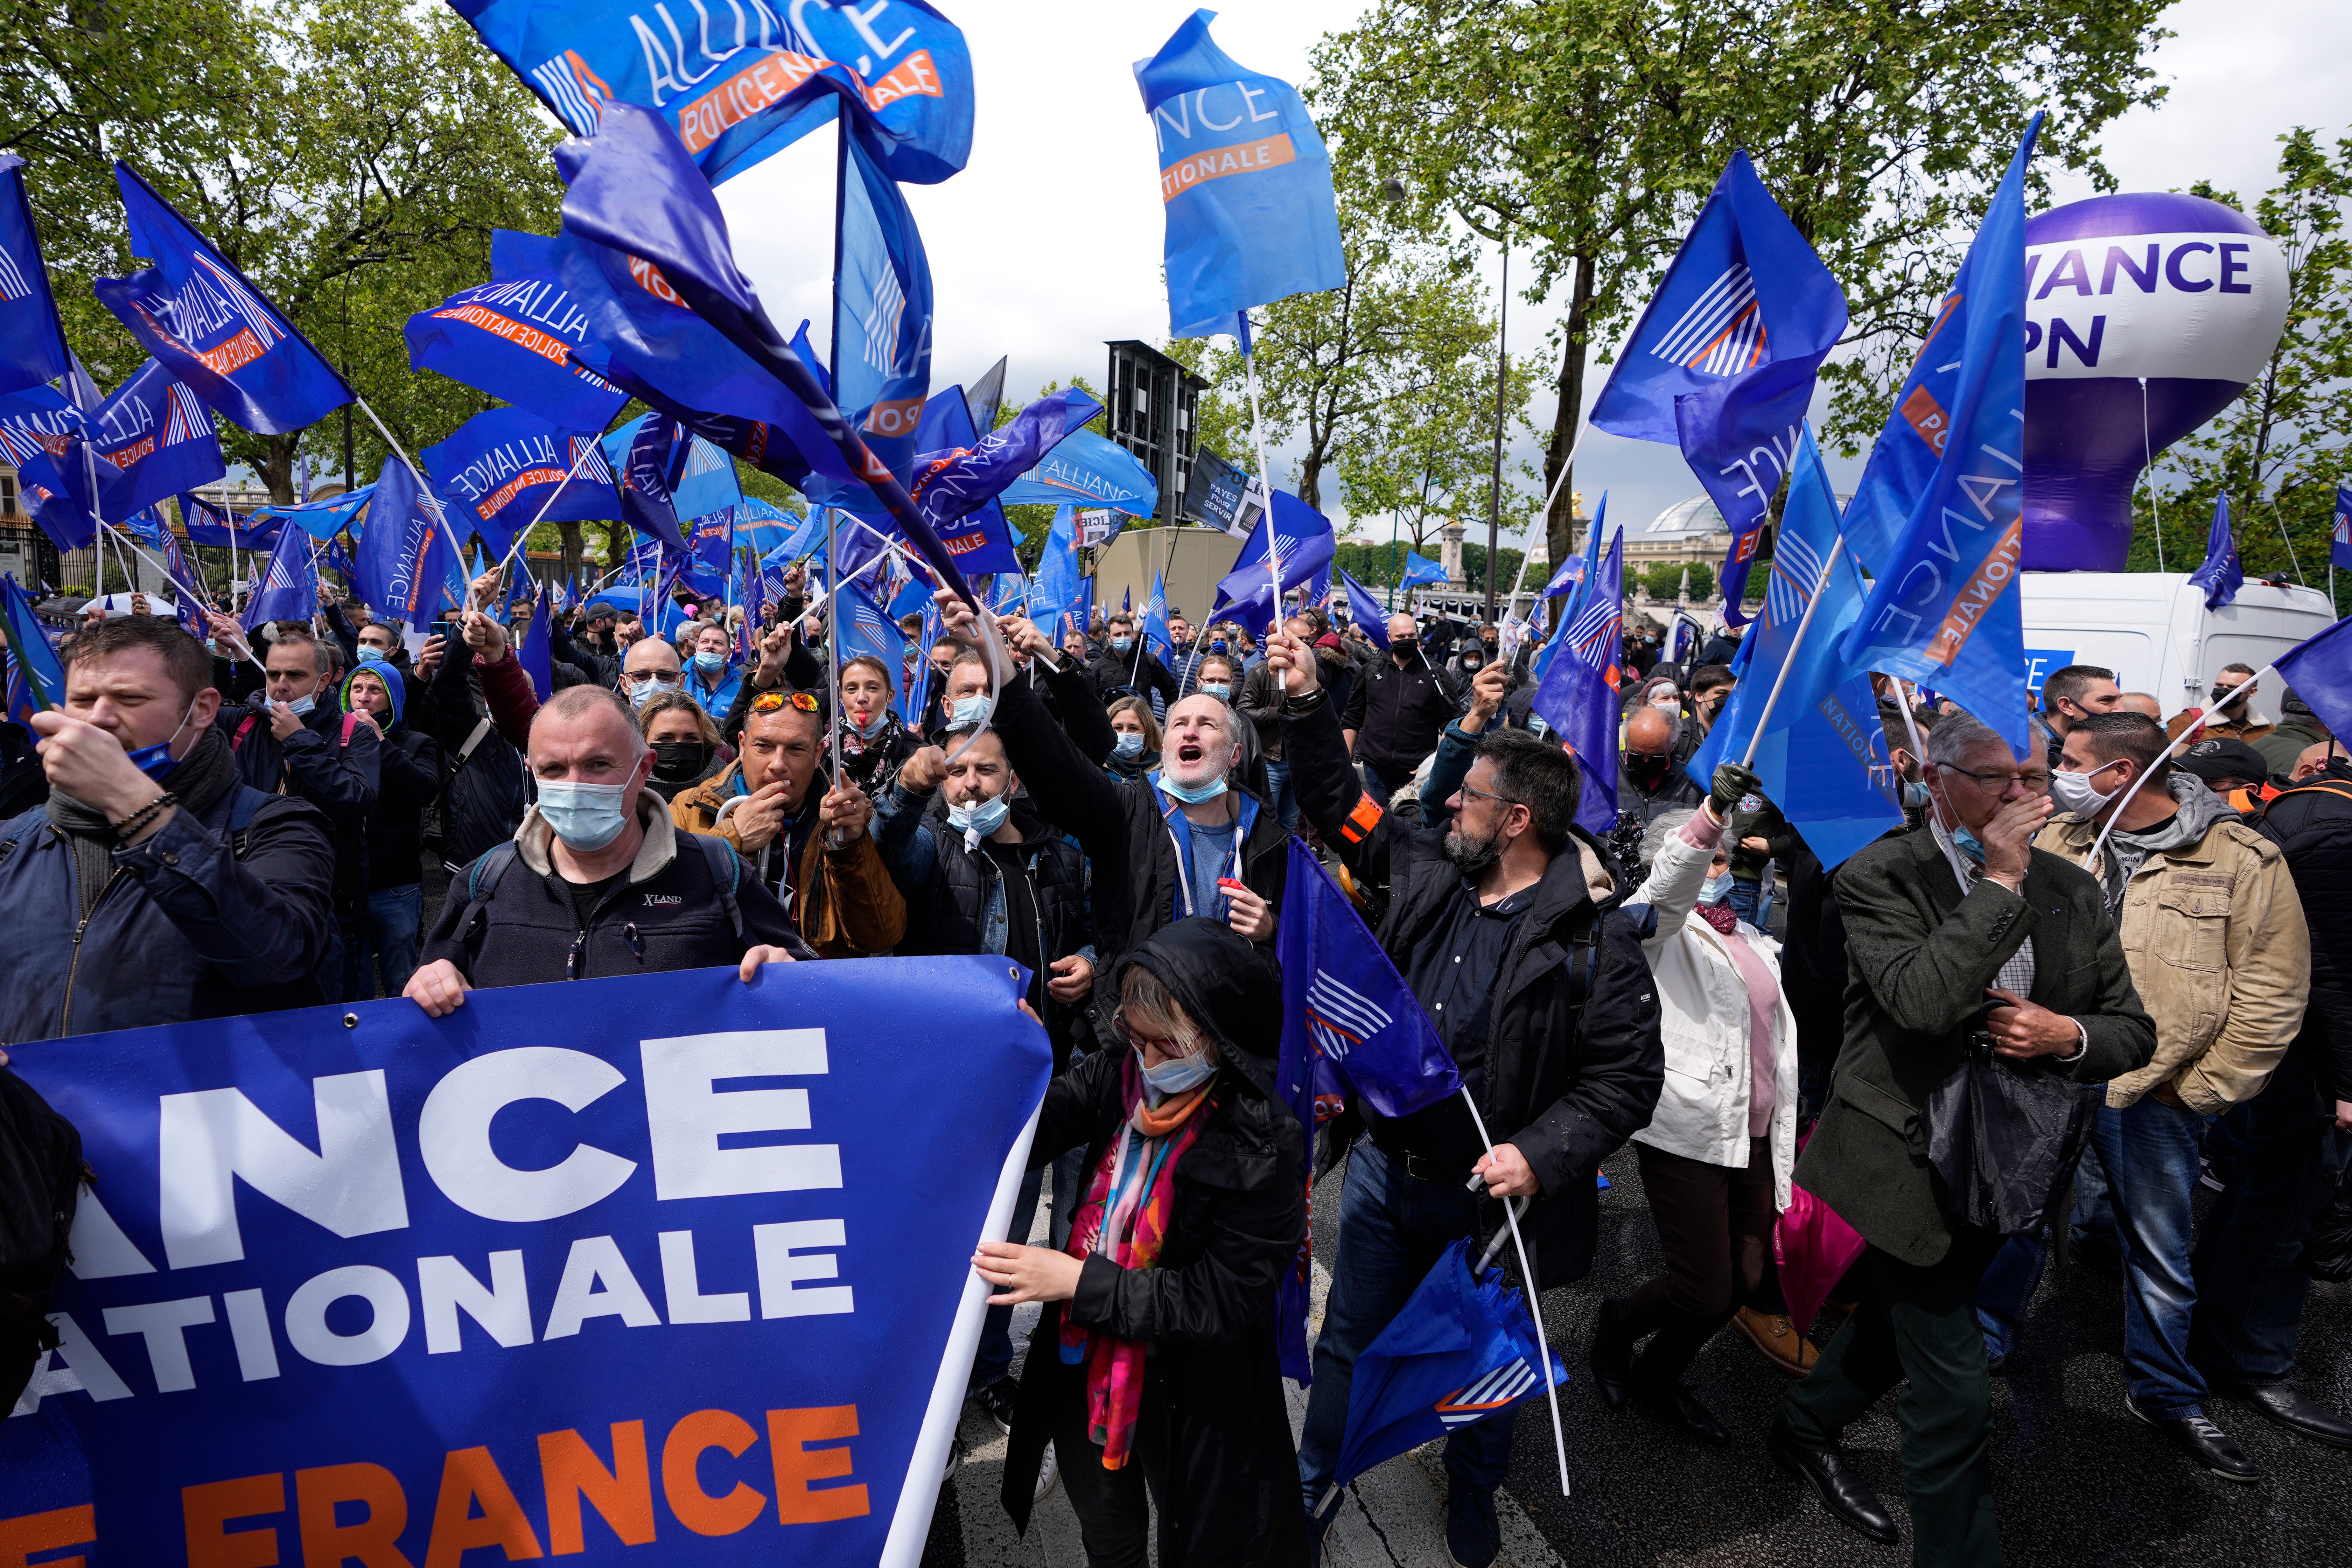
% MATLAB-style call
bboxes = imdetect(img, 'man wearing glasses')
[1770,709,2154,1564]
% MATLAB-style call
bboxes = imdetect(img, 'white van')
[2018,570,2337,722]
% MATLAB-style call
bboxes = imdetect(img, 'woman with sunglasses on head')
[981,917,1309,1568]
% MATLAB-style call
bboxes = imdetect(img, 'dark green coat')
[1798,829,2156,1265]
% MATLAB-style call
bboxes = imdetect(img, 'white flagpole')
[488,439,600,580]
[354,393,474,573]
[1241,315,1283,623]
[2085,660,2281,872]
[1457,1086,1572,1500]
[1735,538,1846,769]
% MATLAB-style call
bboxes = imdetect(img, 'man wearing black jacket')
[1086,611,1179,707]
[203,616,380,1001]
[341,661,441,996]
[1345,613,1466,804]
[1269,630,1663,1568]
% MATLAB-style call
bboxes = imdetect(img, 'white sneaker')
[1034,1440,1059,1502]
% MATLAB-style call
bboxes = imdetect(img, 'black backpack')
[0,1066,83,1376]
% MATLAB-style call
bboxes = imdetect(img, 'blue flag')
[1531,527,1625,834]
[911,383,1012,567]
[676,433,746,525]
[834,128,933,489]
[689,507,738,598]
[449,0,974,186]
[556,104,977,607]
[1398,550,1447,590]
[900,595,942,726]
[838,578,908,686]
[351,456,460,628]
[1589,153,1847,625]
[176,492,275,551]
[514,583,554,701]
[2187,493,2242,609]
[88,358,226,525]
[613,413,691,555]
[1687,429,1903,869]
[240,517,317,630]
[1140,571,1173,664]
[404,232,628,431]
[1341,570,1391,645]
[1326,1238,1567,1509]
[93,164,352,435]
[736,495,803,558]
[1136,9,1345,338]
[2334,485,2352,572]
[1028,507,1087,640]
[249,485,374,544]
[0,154,70,396]
[1838,117,2041,752]
[424,408,619,562]
[906,387,1100,576]
[2272,611,2352,745]
[994,425,1160,516]
[1,572,65,720]
[0,959,1047,1563]
[1212,491,1337,637]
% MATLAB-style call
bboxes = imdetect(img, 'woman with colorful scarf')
[978,918,1308,1567]
[1590,765,1802,1443]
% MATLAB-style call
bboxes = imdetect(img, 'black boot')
[1589,1297,1637,1410]
[1768,1410,1898,1544]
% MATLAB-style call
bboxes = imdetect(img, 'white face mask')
[2050,758,2126,817]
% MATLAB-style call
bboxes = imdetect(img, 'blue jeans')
[1727,876,1764,927]
[362,884,424,999]
[2190,1053,2351,1385]
[1297,1139,1517,1519]
[1973,1231,2048,1363]
[1360,760,1418,810]
[1265,758,1298,832]
[2094,1094,2211,1417]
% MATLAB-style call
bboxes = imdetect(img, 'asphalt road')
[925,1143,2352,1567]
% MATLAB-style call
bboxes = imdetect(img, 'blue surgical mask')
[1201,682,1231,700]
[949,695,992,728]
[356,645,389,666]
[1902,779,1931,809]
[947,792,1011,838]
[1113,733,1144,759]
[851,708,890,740]
[536,779,633,851]
[1208,639,1228,654]
[629,679,664,710]
[1699,872,1735,905]
[693,650,726,674]
[1111,637,1133,653]
[1951,825,1987,864]
[284,694,316,718]
[1158,772,1228,806]
[1135,1046,1216,1098]
[126,700,198,780]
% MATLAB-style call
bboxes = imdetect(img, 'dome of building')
[1645,496,1728,537]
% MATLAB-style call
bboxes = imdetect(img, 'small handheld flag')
[0,154,71,397]
[2186,493,2242,609]
[1531,527,1626,833]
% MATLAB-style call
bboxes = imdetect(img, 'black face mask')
[1393,645,1418,666]
[1627,751,1673,785]
[652,740,712,780]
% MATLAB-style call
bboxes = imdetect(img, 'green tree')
[10,0,565,502]
[2127,128,2352,612]
[1312,0,2172,571]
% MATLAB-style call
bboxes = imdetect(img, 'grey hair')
[1642,806,1700,868]
[1924,709,2010,771]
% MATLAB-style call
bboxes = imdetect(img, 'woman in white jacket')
[1589,763,1800,1444]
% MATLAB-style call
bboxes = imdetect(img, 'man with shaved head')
[1620,705,1705,842]
[404,684,810,1014]
[1342,611,1466,804]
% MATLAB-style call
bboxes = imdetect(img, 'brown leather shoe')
[1731,1307,1819,1377]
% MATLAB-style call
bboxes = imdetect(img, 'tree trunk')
[556,520,584,581]
[1544,251,1598,570]
[259,435,297,503]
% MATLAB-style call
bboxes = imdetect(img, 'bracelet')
[111,791,178,840]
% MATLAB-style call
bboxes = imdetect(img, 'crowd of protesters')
[4,565,2348,1568]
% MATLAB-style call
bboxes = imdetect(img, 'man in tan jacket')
[2036,712,2308,1481]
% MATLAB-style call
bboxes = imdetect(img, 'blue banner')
[834,129,934,488]
[1136,9,1344,338]
[93,164,352,435]
[89,358,227,525]
[993,426,1158,516]
[352,457,461,628]
[425,407,621,560]
[240,515,318,629]
[447,0,974,187]
[0,153,71,396]
[1,960,1048,1566]
[405,232,629,432]
[249,485,375,545]
[906,387,1099,576]
[1588,152,1847,625]
[1340,569,1390,644]
[1838,117,2040,751]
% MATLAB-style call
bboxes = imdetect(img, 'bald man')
[2120,692,2163,720]
[1342,613,1465,803]
[1620,705,1704,837]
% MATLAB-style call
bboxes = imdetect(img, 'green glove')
[1710,761,1761,819]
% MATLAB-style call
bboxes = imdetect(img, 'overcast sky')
[714,0,2352,553]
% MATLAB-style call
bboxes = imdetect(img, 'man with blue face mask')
[202,615,381,1002]
[682,621,743,721]
[0,616,336,1044]
[1086,611,1178,710]
[406,685,811,1014]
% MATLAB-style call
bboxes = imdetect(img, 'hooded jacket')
[2036,773,2309,1112]
[342,665,440,892]
[1284,687,1664,1289]
[1002,919,1307,1568]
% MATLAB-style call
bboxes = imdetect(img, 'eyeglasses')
[1456,782,1521,811]
[750,690,821,714]
[1939,765,2051,795]
[1111,1008,1191,1057]
[621,670,683,688]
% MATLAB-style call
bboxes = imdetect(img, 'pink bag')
[1774,1133,1868,1336]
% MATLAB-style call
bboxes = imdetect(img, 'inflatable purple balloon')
[2022,191,2287,571]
